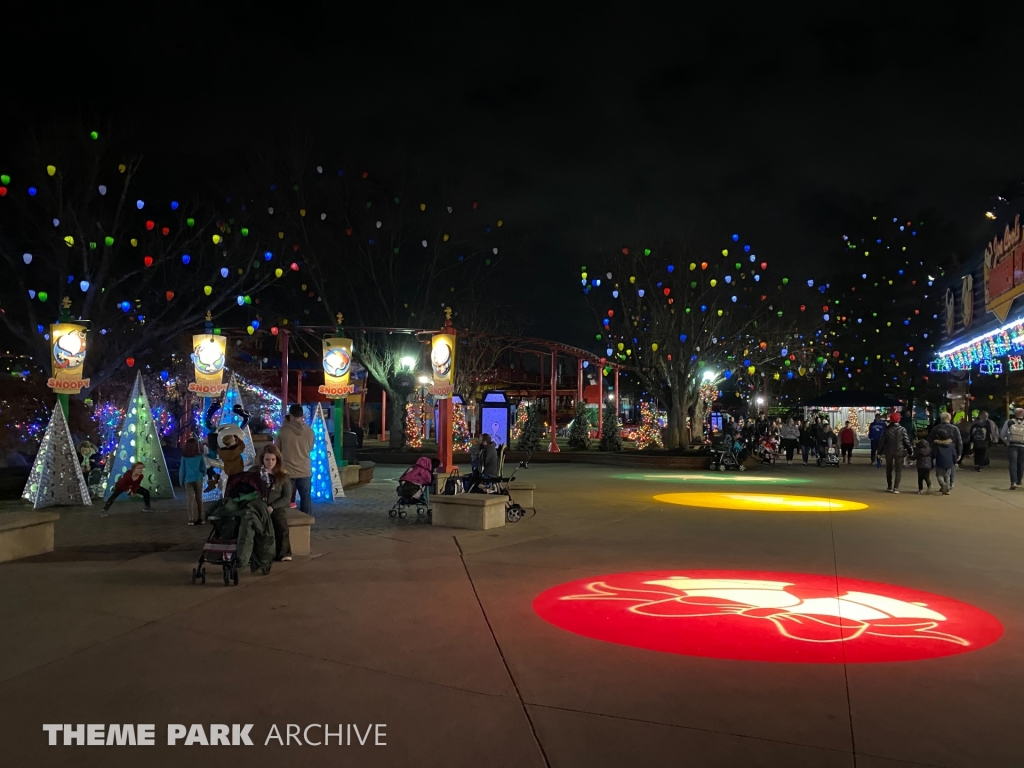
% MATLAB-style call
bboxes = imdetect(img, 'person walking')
[780,418,800,464]
[178,437,206,525]
[798,418,815,465]
[956,414,971,468]
[1001,407,1024,490]
[259,444,293,562]
[868,413,886,468]
[927,412,962,495]
[839,421,857,464]
[276,404,316,514]
[880,412,913,493]
[970,410,998,472]
[914,438,932,494]
[101,462,153,516]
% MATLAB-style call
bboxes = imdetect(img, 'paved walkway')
[1,457,1022,766]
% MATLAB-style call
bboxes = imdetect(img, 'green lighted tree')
[567,402,591,450]
[599,402,622,452]
[516,404,543,452]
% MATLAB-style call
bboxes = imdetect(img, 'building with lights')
[932,211,1024,414]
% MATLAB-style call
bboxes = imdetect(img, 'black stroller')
[192,515,240,586]
[466,447,531,522]
[710,435,746,472]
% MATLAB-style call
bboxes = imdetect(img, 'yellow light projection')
[654,492,866,513]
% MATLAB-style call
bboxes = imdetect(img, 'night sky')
[5,6,1024,343]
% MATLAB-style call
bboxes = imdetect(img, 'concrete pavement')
[1,457,1022,766]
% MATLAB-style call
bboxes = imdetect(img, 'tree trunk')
[665,386,683,449]
[388,388,406,449]
[686,393,703,449]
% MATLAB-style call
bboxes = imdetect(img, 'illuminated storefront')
[932,213,1024,393]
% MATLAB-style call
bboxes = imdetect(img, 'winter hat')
[890,412,902,423]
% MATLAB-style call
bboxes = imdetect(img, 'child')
[915,438,932,494]
[178,437,207,525]
[101,462,152,516]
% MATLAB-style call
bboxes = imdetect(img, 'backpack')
[1008,420,1024,445]
[970,424,989,444]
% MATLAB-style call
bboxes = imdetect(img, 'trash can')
[343,431,358,465]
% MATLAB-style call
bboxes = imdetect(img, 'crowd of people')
[712,406,1024,495]
[99,403,318,564]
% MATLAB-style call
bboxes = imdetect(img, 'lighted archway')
[612,473,809,485]
[654,492,866,512]
[534,570,1002,663]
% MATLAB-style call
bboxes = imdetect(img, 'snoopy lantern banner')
[318,337,354,397]
[189,334,228,395]
[429,332,456,398]
[49,322,90,393]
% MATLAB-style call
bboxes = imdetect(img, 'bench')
[340,464,361,488]
[431,494,506,530]
[286,510,315,555]
[508,483,535,509]
[0,511,60,563]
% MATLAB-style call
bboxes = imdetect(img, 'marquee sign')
[534,570,1003,663]
[984,214,1024,322]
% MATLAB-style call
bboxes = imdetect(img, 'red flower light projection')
[533,570,1002,663]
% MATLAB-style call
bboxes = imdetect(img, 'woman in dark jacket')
[798,419,815,465]
[259,444,294,562]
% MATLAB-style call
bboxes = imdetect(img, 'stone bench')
[0,511,60,563]
[432,494,507,530]
[508,483,535,509]
[286,510,315,555]
[358,461,375,486]
[340,463,361,488]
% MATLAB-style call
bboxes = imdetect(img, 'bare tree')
[235,146,517,445]
[0,120,279,391]
[587,237,829,448]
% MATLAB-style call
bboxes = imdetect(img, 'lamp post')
[318,313,354,467]
[430,309,456,472]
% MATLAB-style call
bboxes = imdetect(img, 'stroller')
[710,434,746,472]
[756,434,780,465]
[465,446,530,523]
[389,457,437,519]
[192,514,240,586]
[815,434,840,467]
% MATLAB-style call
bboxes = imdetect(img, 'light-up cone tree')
[102,372,175,501]
[310,403,344,500]
[586,235,831,448]
[0,122,282,391]
[22,401,91,509]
